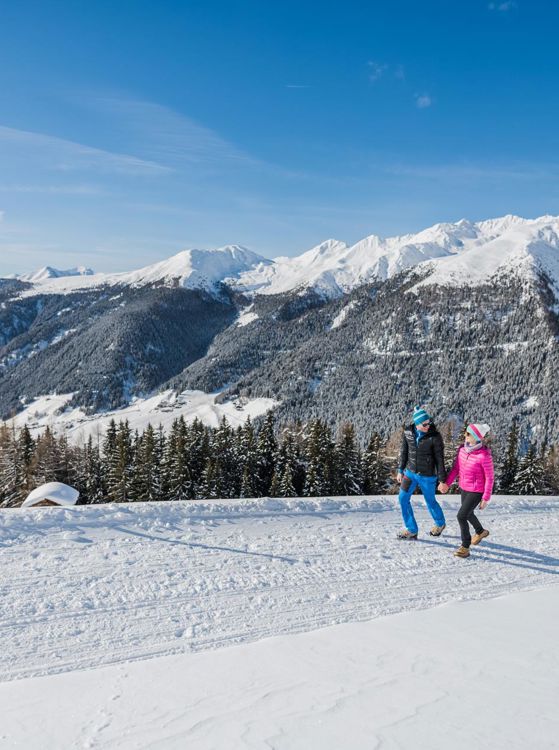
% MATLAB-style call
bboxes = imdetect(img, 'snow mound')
[22,481,79,507]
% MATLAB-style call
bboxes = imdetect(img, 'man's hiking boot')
[397,530,418,540]
[454,546,470,558]
[429,524,446,537]
[471,529,490,546]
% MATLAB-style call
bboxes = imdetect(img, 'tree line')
[0,415,557,507]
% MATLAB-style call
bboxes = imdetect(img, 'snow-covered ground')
[1,495,558,748]
[9,389,278,442]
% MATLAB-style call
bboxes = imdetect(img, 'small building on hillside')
[22,482,79,508]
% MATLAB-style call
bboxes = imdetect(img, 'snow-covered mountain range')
[2,213,559,444]
[12,214,559,300]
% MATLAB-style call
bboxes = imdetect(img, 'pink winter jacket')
[446,445,495,502]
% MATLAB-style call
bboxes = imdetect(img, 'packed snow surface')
[2,588,556,750]
[1,495,558,748]
[10,389,278,443]
[1,495,557,682]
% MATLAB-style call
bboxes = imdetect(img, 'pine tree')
[34,426,63,485]
[362,431,389,494]
[106,420,134,502]
[17,424,36,496]
[236,417,258,498]
[511,444,546,495]
[255,411,277,496]
[0,425,22,507]
[186,418,209,497]
[499,419,519,493]
[303,419,336,497]
[164,417,192,501]
[335,422,363,495]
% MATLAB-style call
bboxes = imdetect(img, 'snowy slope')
[17,245,271,297]
[10,389,278,443]
[1,495,557,681]
[2,587,556,750]
[414,216,559,294]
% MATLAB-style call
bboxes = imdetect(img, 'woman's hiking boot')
[454,546,470,558]
[471,529,490,545]
[429,524,446,537]
[397,530,418,540]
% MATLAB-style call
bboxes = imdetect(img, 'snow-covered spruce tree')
[17,424,36,497]
[510,444,546,495]
[0,425,23,507]
[81,435,105,504]
[198,418,235,499]
[164,417,192,501]
[131,424,161,502]
[499,419,520,493]
[185,418,209,497]
[236,417,258,498]
[33,426,63,485]
[254,411,277,496]
[362,431,389,494]
[303,419,336,497]
[335,422,363,495]
[199,457,218,499]
[105,420,134,502]
[270,426,300,497]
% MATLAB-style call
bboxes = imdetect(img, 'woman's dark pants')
[457,491,484,548]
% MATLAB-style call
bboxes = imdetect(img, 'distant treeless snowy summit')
[12,214,559,300]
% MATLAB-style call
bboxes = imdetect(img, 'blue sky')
[1,0,558,274]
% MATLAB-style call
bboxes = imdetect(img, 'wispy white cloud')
[285,84,310,89]
[415,94,433,109]
[386,160,558,182]
[0,184,108,195]
[86,96,256,168]
[394,64,406,81]
[488,1,517,11]
[367,61,389,82]
[0,125,170,176]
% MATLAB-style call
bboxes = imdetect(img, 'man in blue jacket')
[396,406,447,540]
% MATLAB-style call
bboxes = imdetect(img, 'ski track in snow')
[1,495,558,682]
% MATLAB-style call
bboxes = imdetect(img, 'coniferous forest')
[0,414,557,508]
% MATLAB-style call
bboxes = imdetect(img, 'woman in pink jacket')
[443,423,494,558]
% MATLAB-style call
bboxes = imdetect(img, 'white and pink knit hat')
[467,423,490,442]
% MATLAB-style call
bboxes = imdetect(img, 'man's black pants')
[457,491,484,548]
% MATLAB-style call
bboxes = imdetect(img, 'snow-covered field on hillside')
[10,388,278,443]
[1,495,558,748]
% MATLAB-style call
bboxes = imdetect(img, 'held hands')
[438,482,449,494]
[479,501,488,510]
[396,472,403,484]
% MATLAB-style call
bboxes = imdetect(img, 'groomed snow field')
[1,495,558,749]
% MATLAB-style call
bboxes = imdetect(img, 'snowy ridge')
[231,214,559,298]
[17,245,272,297]
[18,265,94,282]
[9,214,559,300]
